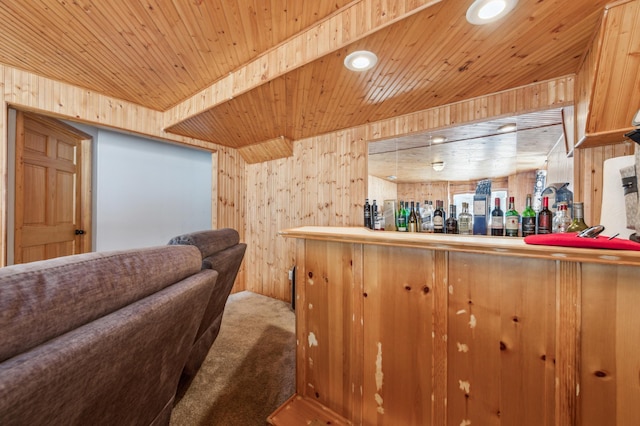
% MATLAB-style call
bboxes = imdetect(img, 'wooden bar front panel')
[447,253,557,426]
[362,245,435,425]
[300,240,362,420]
[287,228,640,425]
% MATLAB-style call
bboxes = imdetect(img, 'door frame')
[2,106,93,266]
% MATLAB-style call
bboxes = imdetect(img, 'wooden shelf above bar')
[278,226,640,266]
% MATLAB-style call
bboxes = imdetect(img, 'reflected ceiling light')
[432,136,447,144]
[344,50,378,71]
[498,123,517,133]
[466,0,518,25]
[431,161,445,172]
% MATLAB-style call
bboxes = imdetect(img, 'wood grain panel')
[302,240,360,419]
[238,136,293,164]
[362,245,434,425]
[0,0,355,111]
[447,252,556,426]
[580,263,640,426]
[572,141,636,226]
[576,0,640,148]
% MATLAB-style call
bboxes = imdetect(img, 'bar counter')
[271,226,640,426]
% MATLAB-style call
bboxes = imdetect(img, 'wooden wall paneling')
[545,136,574,189]
[397,181,448,205]
[362,245,434,425]
[216,146,247,292]
[0,82,7,265]
[579,263,640,426]
[302,239,359,419]
[507,170,538,207]
[211,151,218,230]
[447,252,556,426]
[367,175,398,208]
[574,141,635,226]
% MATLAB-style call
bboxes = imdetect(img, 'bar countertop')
[278,226,640,266]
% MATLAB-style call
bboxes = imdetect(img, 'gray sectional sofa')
[0,228,246,425]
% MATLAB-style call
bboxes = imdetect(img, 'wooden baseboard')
[267,394,351,425]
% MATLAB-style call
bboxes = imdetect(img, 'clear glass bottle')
[422,200,434,233]
[505,196,520,237]
[408,201,418,232]
[458,202,473,235]
[521,194,536,237]
[490,197,504,236]
[537,196,552,234]
[566,202,589,233]
[433,200,446,233]
[552,203,572,233]
[445,204,459,234]
[364,198,372,229]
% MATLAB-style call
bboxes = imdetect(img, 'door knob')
[75,229,86,235]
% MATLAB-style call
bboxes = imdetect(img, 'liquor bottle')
[397,201,407,232]
[537,196,552,234]
[504,196,520,237]
[490,197,504,236]
[521,194,536,237]
[552,203,572,233]
[364,198,372,229]
[445,204,459,234]
[433,200,446,233]
[422,200,434,233]
[415,202,422,232]
[373,200,383,230]
[458,202,473,235]
[371,200,378,230]
[567,202,589,233]
[408,201,418,232]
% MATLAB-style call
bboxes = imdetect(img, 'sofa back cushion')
[0,245,201,363]
[167,228,240,265]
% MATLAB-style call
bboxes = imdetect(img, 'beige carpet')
[170,291,296,426]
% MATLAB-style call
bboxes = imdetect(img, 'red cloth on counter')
[524,233,640,251]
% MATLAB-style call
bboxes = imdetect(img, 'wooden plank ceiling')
[0,0,610,161]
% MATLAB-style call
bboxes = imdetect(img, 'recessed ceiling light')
[386,175,397,180]
[498,123,517,132]
[466,0,518,25]
[432,136,447,143]
[344,50,378,72]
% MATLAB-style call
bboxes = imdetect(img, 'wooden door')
[14,111,92,263]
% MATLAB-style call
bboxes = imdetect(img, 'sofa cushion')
[0,245,202,363]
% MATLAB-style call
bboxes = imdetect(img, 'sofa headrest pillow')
[167,228,240,259]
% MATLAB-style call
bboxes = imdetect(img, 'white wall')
[94,129,212,251]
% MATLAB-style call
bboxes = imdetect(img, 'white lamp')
[432,161,445,172]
